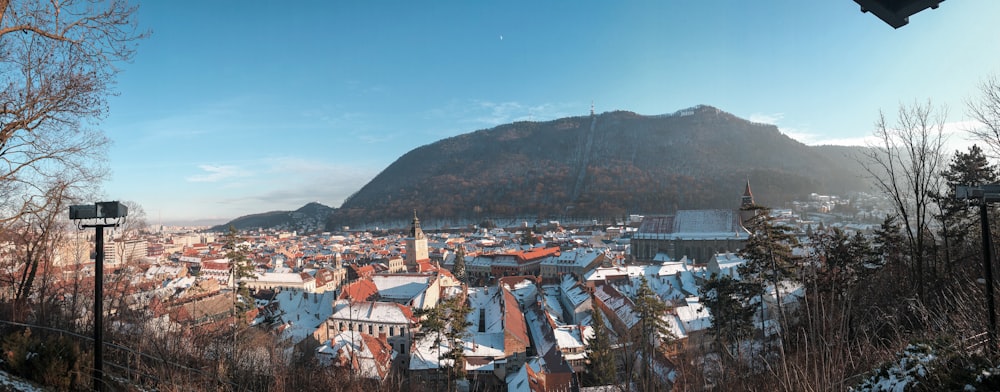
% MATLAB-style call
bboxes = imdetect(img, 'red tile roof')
[502,287,530,346]
[340,278,378,302]
[507,247,561,263]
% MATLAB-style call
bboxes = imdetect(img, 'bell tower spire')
[739,179,756,227]
[741,179,754,208]
[406,210,429,270]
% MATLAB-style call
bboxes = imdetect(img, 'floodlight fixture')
[69,204,98,220]
[955,185,1000,203]
[953,184,1000,354]
[854,0,944,29]
[67,200,128,392]
[96,201,128,219]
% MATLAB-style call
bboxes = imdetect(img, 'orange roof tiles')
[340,278,378,302]
[502,287,530,346]
[507,247,561,263]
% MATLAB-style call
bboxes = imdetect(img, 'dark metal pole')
[94,225,105,392]
[982,201,997,353]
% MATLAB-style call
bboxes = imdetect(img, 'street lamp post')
[69,201,128,392]
[955,185,1000,352]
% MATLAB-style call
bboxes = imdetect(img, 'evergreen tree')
[416,294,471,390]
[585,307,617,386]
[632,276,672,391]
[520,225,540,245]
[699,274,760,351]
[934,144,998,268]
[873,215,905,268]
[738,204,799,334]
[223,226,256,314]
[453,246,467,284]
[442,295,472,384]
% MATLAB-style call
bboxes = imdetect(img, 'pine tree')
[453,246,467,284]
[585,307,617,386]
[442,295,471,384]
[223,226,256,314]
[699,274,760,351]
[520,225,540,245]
[935,144,998,269]
[632,276,672,391]
[738,204,798,334]
[873,215,905,268]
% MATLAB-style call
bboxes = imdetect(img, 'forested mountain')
[327,105,871,229]
[212,202,333,232]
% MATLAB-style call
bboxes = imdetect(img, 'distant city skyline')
[101,1,1000,224]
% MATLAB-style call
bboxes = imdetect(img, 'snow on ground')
[851,344,937,392]
[0,369,43,392]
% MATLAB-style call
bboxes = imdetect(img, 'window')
[368,324,373,334]
[389,326,395,336]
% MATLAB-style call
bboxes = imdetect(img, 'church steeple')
[406,210,429,270]
[739,180,756,227]
[410,210,425,240]
[741,180,755,208]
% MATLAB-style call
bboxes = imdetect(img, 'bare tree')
[0,0,145,229]
[861,100,948,299]
[968,75,1000,158]
[0,181,72,321]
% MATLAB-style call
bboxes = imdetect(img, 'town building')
[630,182,754,263]
[326,299,417,356]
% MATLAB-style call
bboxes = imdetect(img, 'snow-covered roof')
[408,333,453,371]
[247,272,312,284]
[633,210,749,240]
[553,325,590,352]
[145,264,185,280]
[765,281,805,305]
[542,248,604,266]
[268,289,336,344]
[466,287,505,334]
[593,283,638,329]
[525,305,557,356]
[675,297,711,334]
[463,333,505,358]
[317,331,394,379]
[330,299,414,325]
[371,275,431,302]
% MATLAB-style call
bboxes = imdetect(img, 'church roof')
[633,209,748,240]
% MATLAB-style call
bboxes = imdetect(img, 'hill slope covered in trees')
[212,202,333,232]
[328,105,871,229]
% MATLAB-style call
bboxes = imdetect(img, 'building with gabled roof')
[326,299,417,356]
[557,275,592,325]
[592,282,638,337]
[241,271,316,292]
[540,247,605,282]
[315,330,395,381]
[371,273,442,310]
[631,183,754,263]
[338,278,379,302]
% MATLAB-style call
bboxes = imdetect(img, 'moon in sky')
[500,35,503,41]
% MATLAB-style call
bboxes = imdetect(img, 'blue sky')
[101,1,1000,225]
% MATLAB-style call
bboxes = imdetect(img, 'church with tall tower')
[405,210,430,271]
[740,179,756,226]
[629,180,754,263]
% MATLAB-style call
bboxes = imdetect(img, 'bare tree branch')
[860,99,947,298]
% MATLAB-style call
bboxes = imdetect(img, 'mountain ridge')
[326,105,872,229]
